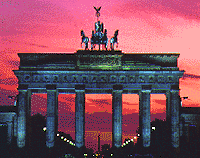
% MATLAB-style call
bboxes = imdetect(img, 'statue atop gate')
[80,6,119,51]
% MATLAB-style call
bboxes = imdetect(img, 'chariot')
[81,6,119,51]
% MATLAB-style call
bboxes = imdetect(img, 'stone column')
[112,85,123,148]
[17,85,28,148]
[13,113,17,137]
[75,85,85,148]
[165,91,171,124]
[26,89,32,148]
[179,116,184,137]
[139,88,151,147]
[196,120,200,145]
[184,124,189,143]
[6,121,13,145]
[46,85,58,148]
[170,89,180,148]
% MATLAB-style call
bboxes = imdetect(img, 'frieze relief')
[110,75,117,83]
[148,76,155,83]
[138,75,145,83]
[18,73,179,84]
[79,56,120,66]
[23,74,31,82]
[33,75,41,82]
[157,75,165,83]
[43,75,50,83]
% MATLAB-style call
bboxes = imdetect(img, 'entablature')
[13,70,184,85]
[16,51,181,71]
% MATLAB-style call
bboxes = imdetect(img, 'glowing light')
[57,134,59,136]
[134,137,136,139]
[128,140,130,142]
[61,136,64,139]
[67,140,69,142]
[152,127,156,130]
[64,138,67,141]
[138,134,140,136]
[131,139,133,141]
[43,127,46,131]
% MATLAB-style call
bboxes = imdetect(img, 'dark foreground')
[1,136,200,158]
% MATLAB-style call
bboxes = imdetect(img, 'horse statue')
[90,7,108,51]
[91,29,108,50]
[110,30,119,50]
[91,21,108,50]
[81,30,89,50]
[102,29,108,50]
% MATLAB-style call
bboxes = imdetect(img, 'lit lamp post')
[8,95,18,106]
[180,97,188,107]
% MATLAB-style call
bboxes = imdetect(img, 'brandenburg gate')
[13,50,184,150]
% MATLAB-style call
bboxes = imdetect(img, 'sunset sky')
[1,0,200,152]
[1,0,200,113]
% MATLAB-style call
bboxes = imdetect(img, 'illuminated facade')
[0,50,197,150]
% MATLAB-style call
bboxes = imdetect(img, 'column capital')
[140,90,151,93]
[170,89,179,93]
[75,85,85,91]
[113,84,123,91]
[165,90,170,95]
[170,85,180,91]
[46,84,57,90]
[18,84,28,91]
[140,85,152,93]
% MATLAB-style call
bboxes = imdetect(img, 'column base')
[17,140,25,148]
[75,142,84,148]
[46,141,54,148]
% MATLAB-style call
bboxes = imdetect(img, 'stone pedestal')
[75,85,85,148]
[112,85,122,148]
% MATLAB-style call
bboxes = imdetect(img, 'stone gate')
[13,50,184,149]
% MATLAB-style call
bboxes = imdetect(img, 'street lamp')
[8,95,18,106]
[180,97,188,107]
